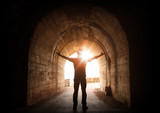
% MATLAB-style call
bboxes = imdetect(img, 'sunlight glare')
[64,51,99,86]
[81,50,92,59]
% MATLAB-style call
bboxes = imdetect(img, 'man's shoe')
[82,106,88,111]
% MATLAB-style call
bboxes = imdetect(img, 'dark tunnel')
[5,1,153,112]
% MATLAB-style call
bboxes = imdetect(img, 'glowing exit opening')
[64,51,100,87]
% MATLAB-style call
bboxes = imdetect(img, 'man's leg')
[73,79,79,110]
[81,78,88,110]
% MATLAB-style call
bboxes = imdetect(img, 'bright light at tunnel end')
[64,50,100,86]
[81,50,92,60]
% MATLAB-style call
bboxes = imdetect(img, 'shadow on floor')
[10,83,138,113]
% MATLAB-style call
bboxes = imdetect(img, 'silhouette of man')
[56,49,104,111]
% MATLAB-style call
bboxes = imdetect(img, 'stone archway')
[28,5,130,106]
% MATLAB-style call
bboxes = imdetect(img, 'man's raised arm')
[56,52,73,62]
[88,53,104,62]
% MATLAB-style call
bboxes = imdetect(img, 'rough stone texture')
[28,5,130,106]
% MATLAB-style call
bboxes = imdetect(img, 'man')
[56,49,104,111]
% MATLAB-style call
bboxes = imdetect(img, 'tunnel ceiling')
[30,5,128,60]
[28,4,130,106]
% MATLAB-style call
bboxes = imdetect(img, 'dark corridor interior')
[5,0,153,112]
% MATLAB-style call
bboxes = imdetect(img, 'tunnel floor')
[11,83,133,113]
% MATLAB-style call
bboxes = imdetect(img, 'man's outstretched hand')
[56,51,61,56]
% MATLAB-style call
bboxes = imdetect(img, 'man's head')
[77,49,83,57]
